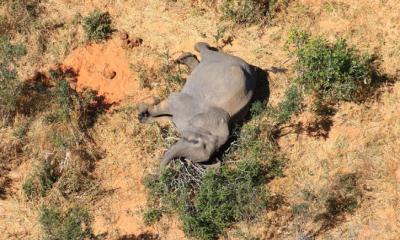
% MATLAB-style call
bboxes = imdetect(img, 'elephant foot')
[137,103,150,123]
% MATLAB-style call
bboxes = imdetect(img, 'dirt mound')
[63,37,149,103]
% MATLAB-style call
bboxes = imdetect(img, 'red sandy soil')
[63,37,150,103]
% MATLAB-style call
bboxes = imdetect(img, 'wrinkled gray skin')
[138,42,256,166]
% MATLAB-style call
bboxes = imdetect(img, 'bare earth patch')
[63,37,152,104]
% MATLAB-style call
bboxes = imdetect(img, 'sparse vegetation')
[23,160,59,199]
[130,49,187,98]
[143,208,163,226]
[159,49,186,92]
[39,205,93,240]
[83,11,112,42]
[13,117,32,139]
[130,63,154,89]
[0,35,27,125]
[220,0,286,25]
[0,0,42,34]
[323,173,361,218]
[18,68,105,222]
[291,172,362,238]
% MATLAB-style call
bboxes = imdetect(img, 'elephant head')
[160,108,230,166]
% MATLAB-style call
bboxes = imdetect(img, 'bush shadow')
[95,232,160,240]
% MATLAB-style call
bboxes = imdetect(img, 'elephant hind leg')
[175,52,199,71]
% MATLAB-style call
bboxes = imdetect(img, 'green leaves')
[39,206,93,240]
[83,11,112,42]
[287,30,374,104]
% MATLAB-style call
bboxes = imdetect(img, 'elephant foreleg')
[138,100,172,123]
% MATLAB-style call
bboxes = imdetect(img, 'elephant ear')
[181,130,204,145]
[188,107,230,147]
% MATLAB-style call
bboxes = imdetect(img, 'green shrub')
[267,84,303,125]
[228,119,277,164]
[181,160,268,239]
[0,35,27,124]
[39,206,93,240]
[83,11,112,42]
[143,208,163,226]
[49,75,74,122]
[144,161,202,208]
[325,173,361,217]
[220,0,280,25]
[144,160,269,240]
[22,177,36,200]
[13,117,32,139]
[249,100,266,118]
[41,69,106,129]
[23,161,59,199]
[286,29,375,105]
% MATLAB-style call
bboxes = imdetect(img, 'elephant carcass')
[138,42,257,166]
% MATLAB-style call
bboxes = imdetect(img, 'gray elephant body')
[139,42,257,166]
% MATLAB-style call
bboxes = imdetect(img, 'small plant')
[324,173,361,217]
[212,25,227,47]
[48,130,75,150]
[267,84,303,125]
[1,0,42,34]
[158,49,186,97]
[58,169,93,197]
[52,77,74,122]
[23,161,60,200]
[0,35,27,124]
[83,11,112,42]
[22,177,36,200]
[286,29,376,106]
[291,203,310,216]
[13,118,32,139]
[220,0,279,25]
[130,63,153,89]
[249,100,266,118]
[39,205,93,240]
[143,208,163,226]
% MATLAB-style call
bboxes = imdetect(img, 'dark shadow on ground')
[95,232,160,240]
[0,176,12,200]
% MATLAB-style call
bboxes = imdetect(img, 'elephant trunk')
[160,139,187,166]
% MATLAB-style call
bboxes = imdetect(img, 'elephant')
[138,42,266,166]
